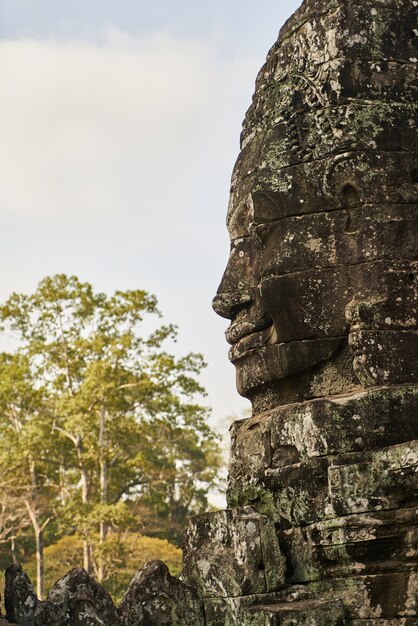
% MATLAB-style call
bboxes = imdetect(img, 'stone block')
[46,569,120,625]
[229,414,273,484]
[328,440,418,516]
[230,439,418,529]
[229,388,418,475]
[205,574,415,622]
[251,151,417,223]
[244,598,346,626]
[228,390,418,526]
[349,330,418,386]
[277,1,416,68]
[279,508,418,583]
[312,572,418,619]
[4,564,37,626]
[258,207,417,276]
[346,617,417,626]
[203,586,315,626]
[265,458,331,527]
[183,507,286,597]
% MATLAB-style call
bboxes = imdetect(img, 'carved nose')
[212,290,253,320]
[213,235,257,319]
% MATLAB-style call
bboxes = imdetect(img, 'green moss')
[227,483,278,522]
[290,537,321,583]
[350,103,396,141]
[276,486,315,525]
[369,10,391,58]
[322,408,345,443]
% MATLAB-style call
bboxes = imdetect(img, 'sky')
[0,0,302,436]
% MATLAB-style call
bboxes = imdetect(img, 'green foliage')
[0,274,222,592]
[104,533,182,603]
[22,533,182,604]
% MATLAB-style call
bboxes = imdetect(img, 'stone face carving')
[213,0,417,414]
[210,0,418,622]
[4,1,417,624]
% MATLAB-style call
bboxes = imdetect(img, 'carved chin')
[233,337,345,406]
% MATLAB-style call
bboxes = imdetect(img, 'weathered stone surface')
[5,564,119,625]
[4,563,38,625]
[183,507,286,598]
[229,434,418,527]
[5,561,203,625]
[214,0,417,411]
[205,573,416,622]
[328,442,418,516]
[202,586,315,626]
[244,598,346,626]
[229,387,417,461]
[312,572,418,619]
[280,508,418,582]
[347,621,418,626]
[118,560,203,626]
[46,568,119,625]
[348,329,418,386]
[258,208,417,274]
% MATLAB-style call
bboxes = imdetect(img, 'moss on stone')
[227,484,279,522]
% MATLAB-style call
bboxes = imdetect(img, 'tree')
[0,275,221,592]
[0,491,29,563]
[0,352,58,598]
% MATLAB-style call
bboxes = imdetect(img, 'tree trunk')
[98,407,108,583]
[24,500,44,600]
[83,540,92,574]
[59,460,68,506]
[52,430,92,572]
[26,459,46,599]
[35,527,44,599]
[80,465,92,574]
[10,535,17,563]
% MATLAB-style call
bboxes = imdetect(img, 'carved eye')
[253,224,269,248]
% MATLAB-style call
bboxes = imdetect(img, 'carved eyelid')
[251,223,269,242]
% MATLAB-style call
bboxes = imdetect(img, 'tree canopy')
[0,275,222,597]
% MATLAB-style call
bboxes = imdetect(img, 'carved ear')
[346,298,418,387]
[341,183,361,207]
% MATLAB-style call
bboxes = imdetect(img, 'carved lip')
[226,319,261,344]
[227,321,274,362]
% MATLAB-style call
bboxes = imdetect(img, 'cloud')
[0,31,257,222]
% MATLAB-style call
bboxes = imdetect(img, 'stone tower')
[205,0,417,622]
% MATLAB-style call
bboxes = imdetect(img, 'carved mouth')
[226,321,274,362]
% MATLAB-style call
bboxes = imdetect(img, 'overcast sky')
[0,0,301,434]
